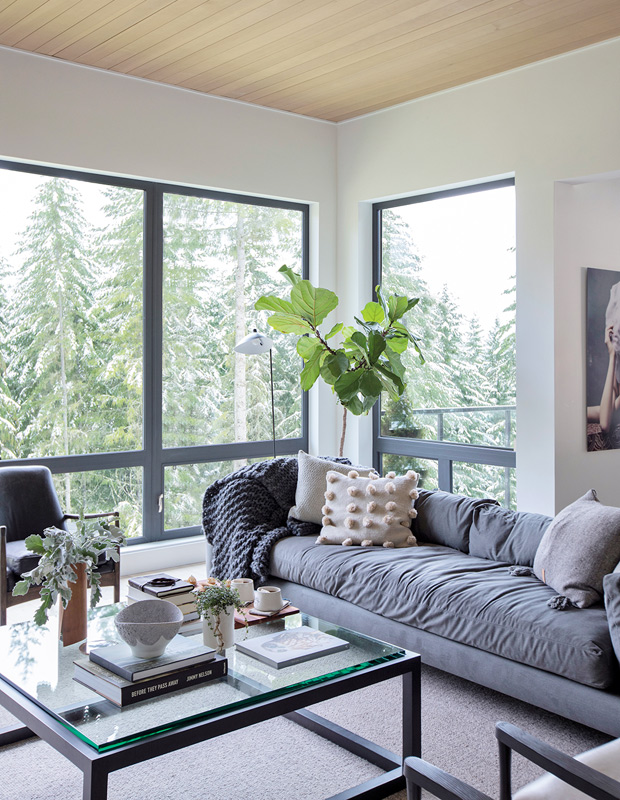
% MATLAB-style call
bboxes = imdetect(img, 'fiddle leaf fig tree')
[255,266,424,455]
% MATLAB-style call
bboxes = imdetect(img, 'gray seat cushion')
[270,536,615,689]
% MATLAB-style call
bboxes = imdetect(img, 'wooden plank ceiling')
[2,0,620,122]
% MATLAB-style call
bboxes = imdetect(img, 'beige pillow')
[316,470,419,548]
[288,451,376,525]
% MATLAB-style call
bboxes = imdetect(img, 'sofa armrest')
[404,757,493,800]
[496,722,620,800]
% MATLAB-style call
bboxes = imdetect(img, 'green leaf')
[12,580,30,597]
[362,395,379,413]
[24,534,45,555]
[344,396,364,415]
[324,350,349,378]
[383,347,406,380]
[255,296,296,314]
[360,370,383,397]
[367,330,386,364]
[350,331,367,351]
[386,334,408,353]
[334,370,362,402]
[406,297,420,312]
[300,349,322,390]
[266,312,312,335]
[375,362,405,394]
[290,281,338,326]
[278,265,302,285]
[361,301,384,323]
[341,325,357,341]
[325,322,343,340]
[375,285,389,318]
[297,336,321,359]
[388,295,409,322]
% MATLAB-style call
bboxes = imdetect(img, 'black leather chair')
[0,464,120,625]
[404,722,620,800]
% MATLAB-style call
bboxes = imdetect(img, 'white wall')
[337,37,620,515]
[555,177,620,511]
[0,45,339,456]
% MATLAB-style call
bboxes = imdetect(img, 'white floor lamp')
[234,329,277,458]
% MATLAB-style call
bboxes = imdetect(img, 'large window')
[373,180,516,507]
[0,162,308,542]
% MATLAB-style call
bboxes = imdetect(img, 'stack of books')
[73,634,227,707]
[127,572,199,627]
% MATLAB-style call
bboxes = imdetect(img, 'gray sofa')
[203,458,620,737]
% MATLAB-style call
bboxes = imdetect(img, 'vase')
[58,562,88,647]
[202,605,235,653]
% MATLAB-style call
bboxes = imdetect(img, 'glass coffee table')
[0,605,420,800]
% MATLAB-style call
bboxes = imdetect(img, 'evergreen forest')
[0,172,516,540]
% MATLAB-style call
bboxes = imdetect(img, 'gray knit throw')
[202,456,348,584]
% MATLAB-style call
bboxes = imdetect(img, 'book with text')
[74,654,227,707]
[127,573,195,598]
[126,585,197,607]
[235,625,349,669]
[89,634,214,681]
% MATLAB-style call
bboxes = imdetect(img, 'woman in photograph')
[588,282,620,434]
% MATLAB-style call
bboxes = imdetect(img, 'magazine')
[235,625,349,669]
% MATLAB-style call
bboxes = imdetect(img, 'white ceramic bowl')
[115,599,183,659]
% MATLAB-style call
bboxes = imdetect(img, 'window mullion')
[142,185,164,542]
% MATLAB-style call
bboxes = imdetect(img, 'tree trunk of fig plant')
[339,406,348,457]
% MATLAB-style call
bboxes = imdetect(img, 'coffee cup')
[254,586,283,612]
[231,578,254,605]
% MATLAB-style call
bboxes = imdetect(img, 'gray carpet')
[0,665,610,800]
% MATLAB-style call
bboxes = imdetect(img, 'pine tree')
[11,177,95,507]
[0,257,18,458]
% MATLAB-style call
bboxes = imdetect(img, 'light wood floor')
[5,562,205,627]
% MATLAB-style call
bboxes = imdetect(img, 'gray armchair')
[404,722,620,800]
[0,464,120,625]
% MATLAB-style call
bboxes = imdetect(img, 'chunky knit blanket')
[202,457,325,584]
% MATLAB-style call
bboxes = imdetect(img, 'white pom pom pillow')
[316,470,419,548]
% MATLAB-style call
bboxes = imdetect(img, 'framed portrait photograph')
[586,267,620,451]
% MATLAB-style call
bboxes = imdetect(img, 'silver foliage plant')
[12,516,125,626]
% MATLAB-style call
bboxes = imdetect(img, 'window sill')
[120,535,206,577]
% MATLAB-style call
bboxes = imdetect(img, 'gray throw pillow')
[412,490,499,553]
[469,505,552,566]
[534,489,620,608]
[288,451,376,525]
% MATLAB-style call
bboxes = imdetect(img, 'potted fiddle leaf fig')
[255,266,424,455]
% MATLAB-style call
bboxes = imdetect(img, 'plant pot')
[58,562,88,647]
[202,605,235,653]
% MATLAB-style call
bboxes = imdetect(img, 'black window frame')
[372,179,516,498]
[0,159,309,543]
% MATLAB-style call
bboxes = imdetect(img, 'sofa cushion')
[411,490,499,553]
[317,470,418,548]
[469,505,552,566]
[534,489,620,608]
[288,451,376,525]
[270,536,615,689]
[604,572,620,665]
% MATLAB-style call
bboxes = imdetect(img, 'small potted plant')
[194,580,245,653]
[12,514,125,643]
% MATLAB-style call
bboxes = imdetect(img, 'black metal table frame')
[0,652,420,800]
